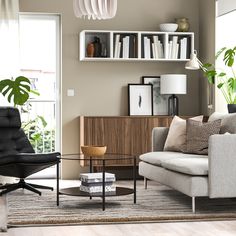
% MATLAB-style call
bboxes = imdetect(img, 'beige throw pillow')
[184,119,221,155]
[164,115,203,152]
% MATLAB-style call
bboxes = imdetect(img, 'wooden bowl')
[81,145,107,156]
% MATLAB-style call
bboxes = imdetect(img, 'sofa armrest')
[152,127,169,151]
[208,134,236,198]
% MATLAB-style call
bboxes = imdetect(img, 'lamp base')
[168,94,179,116]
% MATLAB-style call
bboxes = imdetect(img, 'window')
[215,1,236,112]
[19,14,61,178]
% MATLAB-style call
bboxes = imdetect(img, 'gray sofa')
[139,114,236,213]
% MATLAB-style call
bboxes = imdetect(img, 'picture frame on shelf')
[128,84,153,116]
[142,76,168,115]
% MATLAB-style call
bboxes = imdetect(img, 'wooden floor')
[1,180,236,235]
[0,220,236,236]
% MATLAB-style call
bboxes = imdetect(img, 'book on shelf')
[144,36,151,59]
[180,37,188,59]
[122,36,130,59]
[171,36,178,59]
[114,34,120,58]
[80,172,116,183]
[168,41,173,59]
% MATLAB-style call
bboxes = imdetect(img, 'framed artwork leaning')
[142,76,168,115]
[128,84,153,116]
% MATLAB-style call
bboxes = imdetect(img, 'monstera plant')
[0,76,47,151]
[202,47,236,113]
[0,76,39,106]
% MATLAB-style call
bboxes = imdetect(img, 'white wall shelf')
[80,30,194,62]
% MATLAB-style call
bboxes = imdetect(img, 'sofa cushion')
[208,112,236,134]
[139,151,184,166]
[183,119,221,155]
[161,156,208,176]
[163,115,203,152]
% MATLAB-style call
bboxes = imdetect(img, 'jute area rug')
[6,181,236,227]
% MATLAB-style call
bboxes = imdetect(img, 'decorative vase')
[93,37,102,57]
[176,18,190,32]
[86,43,95,57]
[227,104,236,113]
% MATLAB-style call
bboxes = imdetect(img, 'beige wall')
[199,0,216,115]
[20,0,200,179]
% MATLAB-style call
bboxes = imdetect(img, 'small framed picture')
[128,84,153,116]
[142,76,168,115]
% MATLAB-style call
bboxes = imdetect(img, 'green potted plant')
[202,46,236,113]
[0,76,38,106]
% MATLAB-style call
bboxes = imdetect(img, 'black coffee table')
[56,154,137,210]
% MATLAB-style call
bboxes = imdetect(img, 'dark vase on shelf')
[93,37,102,57]
[228,104,236,113]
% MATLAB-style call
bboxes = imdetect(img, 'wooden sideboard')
[79,116,187,167]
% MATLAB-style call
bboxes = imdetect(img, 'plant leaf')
[215,47,227,60]
[0,76,31,106]
[217,82,224,89]
[37,115,47,128]
[224,48,236,67]
[218,72,226,77]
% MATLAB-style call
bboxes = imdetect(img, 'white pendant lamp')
[73,0,117,20]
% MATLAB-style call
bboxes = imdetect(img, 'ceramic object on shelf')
[87,43,95,57]
[159,23,178,32]
[81,145,107,156]
[176,18,190,32]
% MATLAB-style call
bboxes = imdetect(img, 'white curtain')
[0,0,19,79]
[0,0,19,185]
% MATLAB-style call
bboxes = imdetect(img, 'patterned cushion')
[184,119,221,155]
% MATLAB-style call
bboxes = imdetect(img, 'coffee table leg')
[90,156,92,200]
[102,159,105,211]
[57,159,60,206]
[133,156,136,204]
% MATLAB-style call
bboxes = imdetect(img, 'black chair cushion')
[0,152,60,165]
[0,128,34,157]
[0,107,21,128]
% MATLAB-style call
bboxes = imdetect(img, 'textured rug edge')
[7,214,236,228]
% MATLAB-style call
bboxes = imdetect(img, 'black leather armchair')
[0,107,60,196]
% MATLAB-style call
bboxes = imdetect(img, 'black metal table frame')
[56,154,137,210]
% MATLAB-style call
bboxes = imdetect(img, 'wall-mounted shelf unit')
[80,30,194,62]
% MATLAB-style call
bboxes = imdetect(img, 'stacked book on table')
[80,172,116,194]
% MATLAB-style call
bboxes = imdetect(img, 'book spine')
[152,43,156,59]
[80,185,116,193]
[114,34,120,58]
[171,36,178,59]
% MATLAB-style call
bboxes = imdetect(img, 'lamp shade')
[160,74,187,94]
[185,50,200,70]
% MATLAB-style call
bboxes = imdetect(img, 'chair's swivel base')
[0,179,53,196]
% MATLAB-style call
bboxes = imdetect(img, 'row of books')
[167,36,188,59]
[143,36,164,59]
[114,34,137,59]
[80,172,116,194]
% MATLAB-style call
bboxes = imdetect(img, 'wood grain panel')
[79,116,188,167]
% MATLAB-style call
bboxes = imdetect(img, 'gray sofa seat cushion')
[139,151,199,167]
[161,156,208,176]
